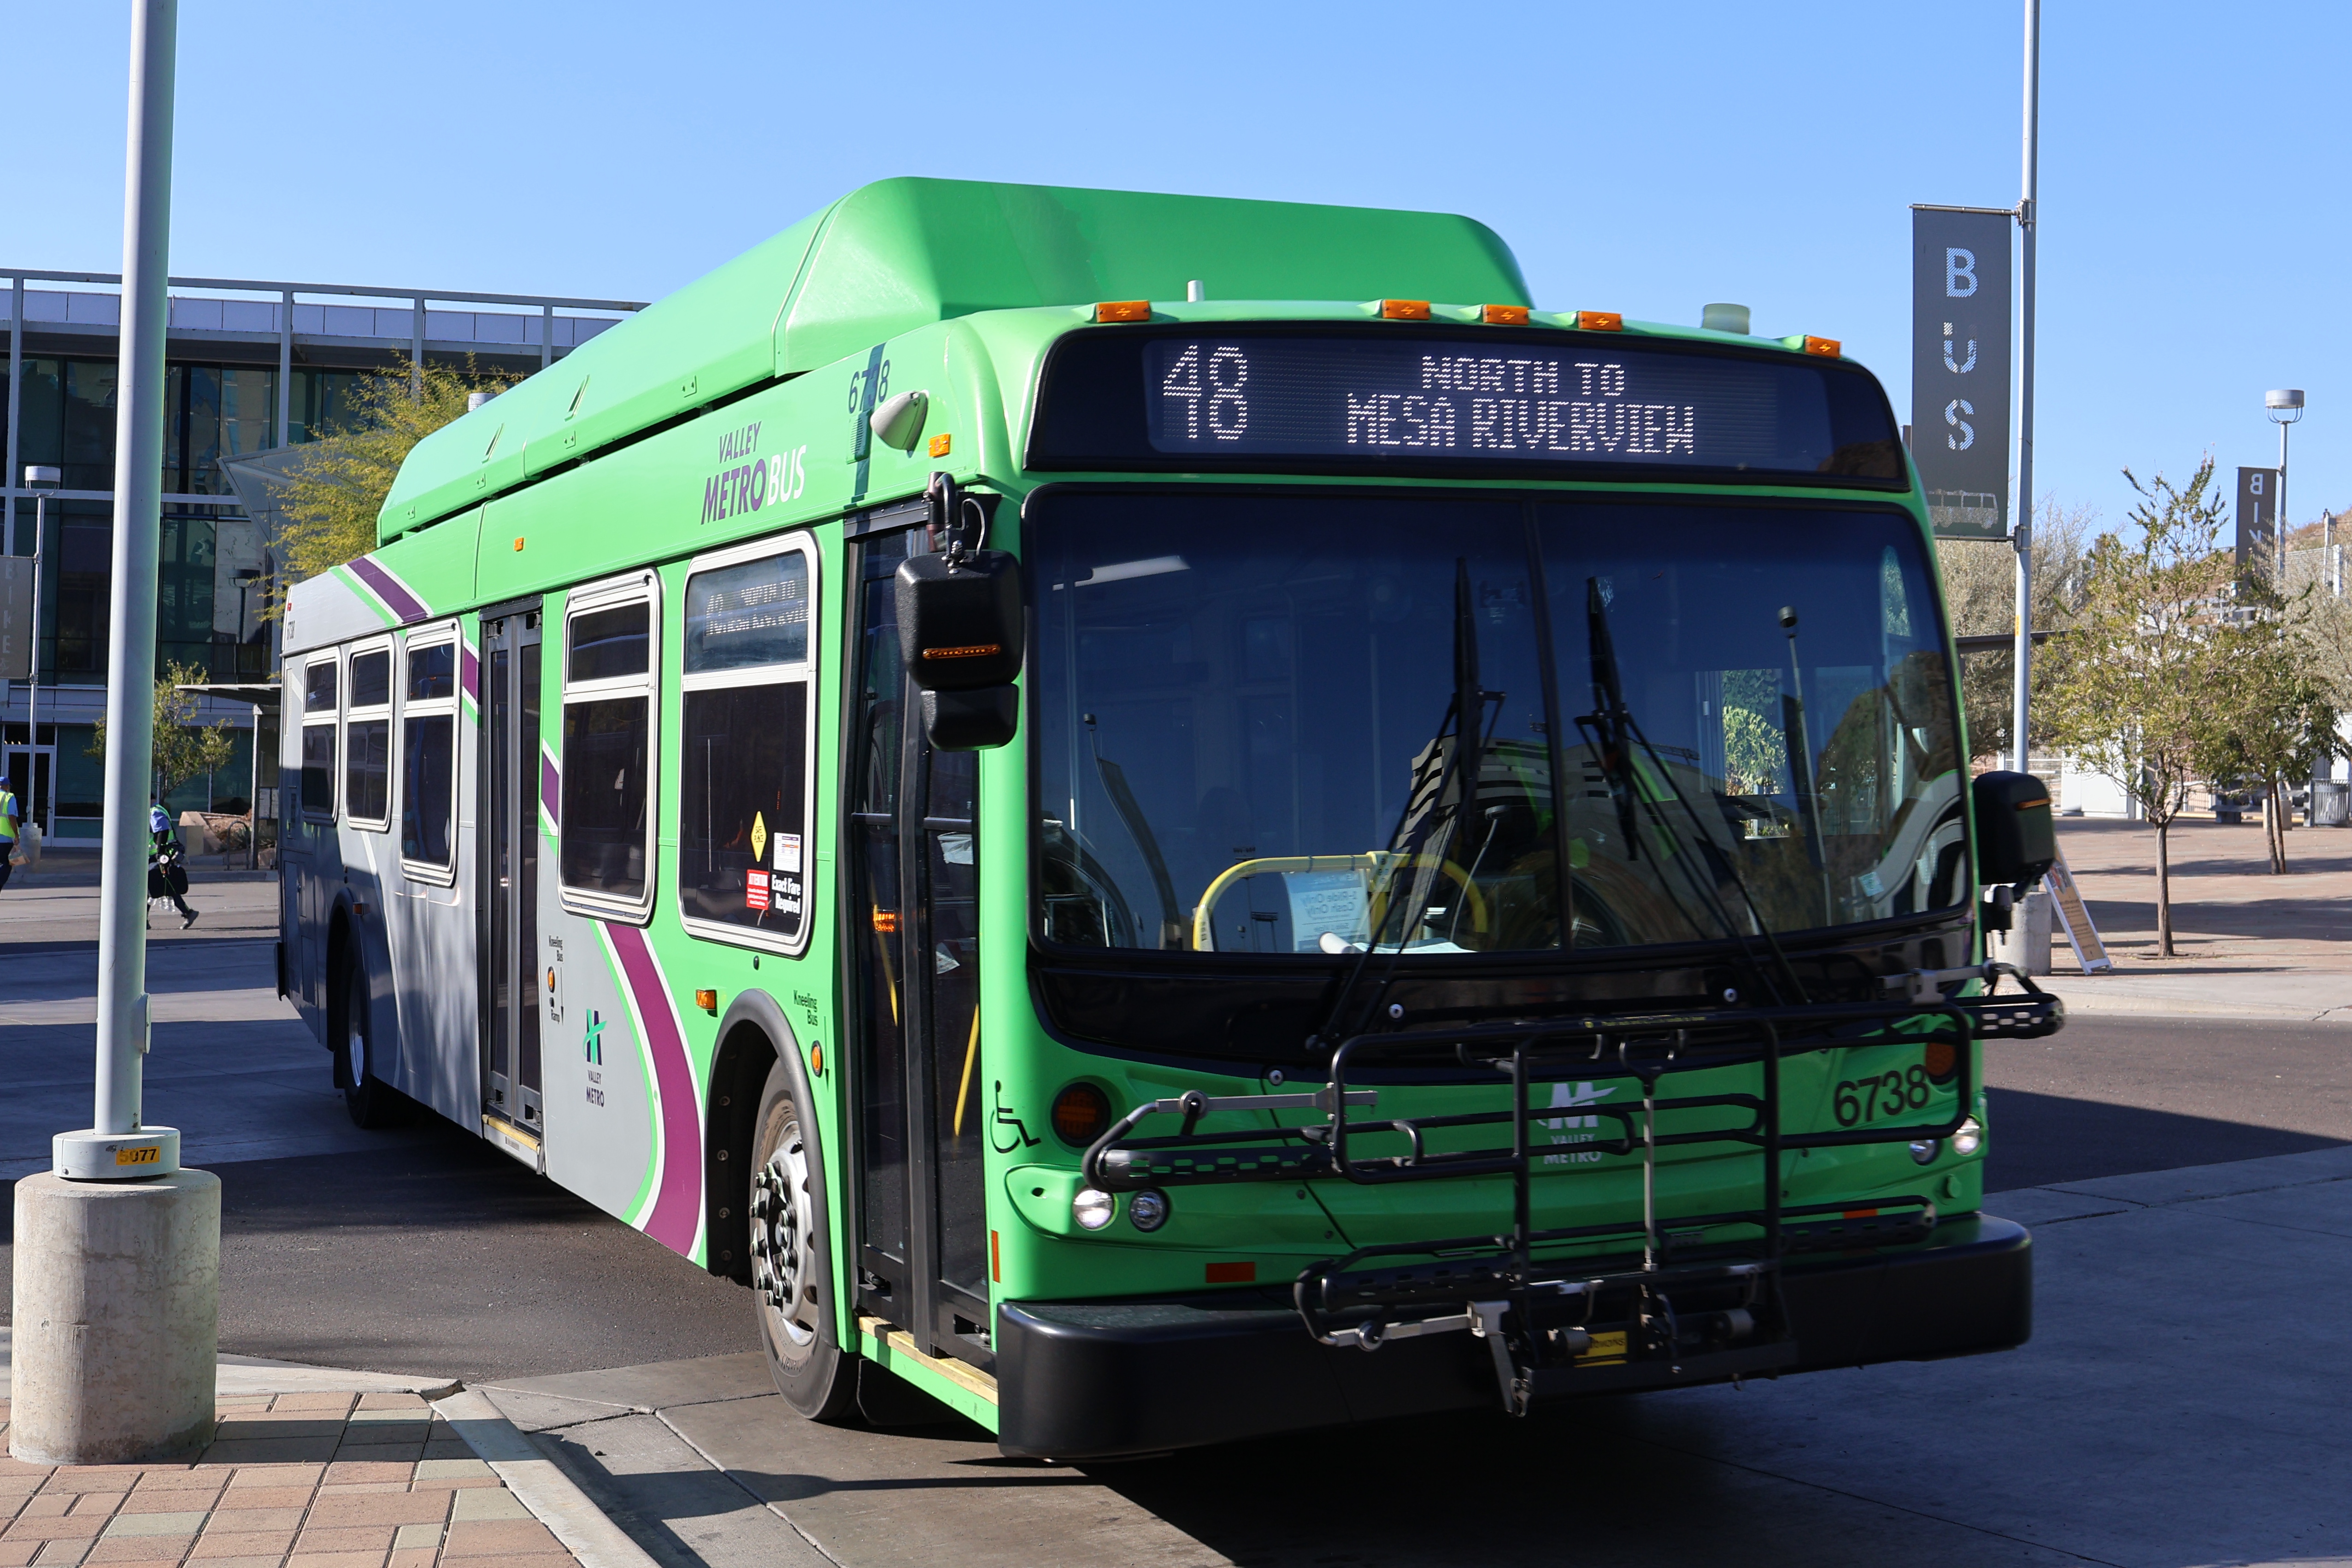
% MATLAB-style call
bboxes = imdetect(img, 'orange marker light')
[513,537,526,551]
[1481,304,1531,326]
[928,433,952,458]
[1380,299,1432,321]
[694,988,718,1015]
[1094,300,1151,323]
[811,1043,824,1076]
[1576,311,1624,332]
[1804,335,1842,357]
[990,1229,1002,1283]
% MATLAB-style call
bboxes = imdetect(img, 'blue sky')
[12,0,2349,536]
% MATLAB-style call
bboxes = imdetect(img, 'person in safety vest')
[0,780,18,894]
[149,801,198,928]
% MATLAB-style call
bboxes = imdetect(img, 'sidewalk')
[2035,815,2352,1021]
[0,1340,652,1568]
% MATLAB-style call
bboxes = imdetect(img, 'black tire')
[750,1058,858,1421]
[336,945,409,1129]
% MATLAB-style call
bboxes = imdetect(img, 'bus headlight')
[1949,1116,1984,1157]
[1128,1189,1170,1232]
[1073,1187,1115,1231]
[1909,1138,1940,1165]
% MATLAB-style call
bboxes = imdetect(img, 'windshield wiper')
[1581,577,1809,1007]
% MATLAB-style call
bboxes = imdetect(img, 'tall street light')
[2267,389,2305,586]
[10,0,220,1469]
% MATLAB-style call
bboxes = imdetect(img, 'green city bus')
[276,177,2062,1457]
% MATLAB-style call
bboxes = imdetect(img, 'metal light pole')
[23,466,58,838]
[11,0,220,1468]
[2010,0,2040,778]
[2267,389,2304,587]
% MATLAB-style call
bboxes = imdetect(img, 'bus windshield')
[1031,491,1964,957]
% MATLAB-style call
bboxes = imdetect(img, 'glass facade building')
[2,272,645,839]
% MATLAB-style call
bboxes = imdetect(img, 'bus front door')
[480,605,545,1137]
[846,523,993,1371]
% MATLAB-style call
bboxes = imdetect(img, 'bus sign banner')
[1910,206,2014,539]
[1029,327,1904,483]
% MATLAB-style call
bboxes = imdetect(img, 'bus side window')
[676,539,818,953]
[344,643,394,830]
[400,631,459,875]
[559,576,659,922]
[300,654,340,822]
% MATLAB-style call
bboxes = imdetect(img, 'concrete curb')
[215,1352,459,1400]
[434,1386,662,1568]
[2042,988,2352,1024]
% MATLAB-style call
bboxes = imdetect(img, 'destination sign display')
[1027,328,1904,483]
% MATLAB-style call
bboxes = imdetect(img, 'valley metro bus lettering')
[700,421,810,524]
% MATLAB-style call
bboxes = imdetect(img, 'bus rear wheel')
[337,947,407,1129]
[750,1059,856,1421]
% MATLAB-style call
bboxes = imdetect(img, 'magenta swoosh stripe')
[460,646,479,702]
[540,749,560,825]
[606,923,702,1253]
[348,557,428,624]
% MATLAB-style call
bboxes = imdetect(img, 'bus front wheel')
[750,1059,857,1421]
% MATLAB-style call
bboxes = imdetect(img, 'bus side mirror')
[1972,769,2056,888]
[896,548,1022,750]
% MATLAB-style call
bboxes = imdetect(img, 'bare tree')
[2040,462,2236,957]
[1936,497,2092,763]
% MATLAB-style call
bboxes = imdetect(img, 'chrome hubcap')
[750,1126,818,1351]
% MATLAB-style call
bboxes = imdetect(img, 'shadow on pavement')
[1985,1087,2347,1192]
[0,1107,760,1385]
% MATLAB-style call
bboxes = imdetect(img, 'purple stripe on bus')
[461,646,479,702]
[540,748,560,826]
[349,556,429,624]
[606,922,703,1255]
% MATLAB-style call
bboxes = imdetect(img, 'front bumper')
[995,1212,2029,1459]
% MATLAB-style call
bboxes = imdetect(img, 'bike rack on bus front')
[1081,964,2062,1414]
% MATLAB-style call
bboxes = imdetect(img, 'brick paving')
[0,1392,579,1568]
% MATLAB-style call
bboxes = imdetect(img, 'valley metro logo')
[585,1010,606,1065]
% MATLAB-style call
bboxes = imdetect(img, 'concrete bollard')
[11,1170,221,1464]
[1989,889,2054,976]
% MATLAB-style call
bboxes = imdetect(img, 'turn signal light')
[1923,1039,1958,1082]
[1803,335,1841,357]
[1576,311,1624,332]
[1380,299,1432,320]
[694,988,718,1015]
[1052,1082,1113,1147]
[1094,300,1151,323]
[1481,304,1531,325]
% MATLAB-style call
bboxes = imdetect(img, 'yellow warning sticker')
[1576,1330,1628,1366]
[751,812,768,863]
[114,1146,160,1167]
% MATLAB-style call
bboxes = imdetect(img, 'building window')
[400,633,459,875]
[559,576,658,920]
[343,643,392,830]
[301,656,338,820]
[677,540,818,953]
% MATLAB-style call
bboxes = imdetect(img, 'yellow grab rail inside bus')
[1190,852,1488,952]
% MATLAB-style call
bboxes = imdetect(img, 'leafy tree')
[1935,497,2091,763]
[2209,574,2340,874]
[88,660,238,803]
[270,355,513,611]
[2041,462,2237,957]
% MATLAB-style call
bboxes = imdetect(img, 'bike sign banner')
[1911,206,2014,540]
